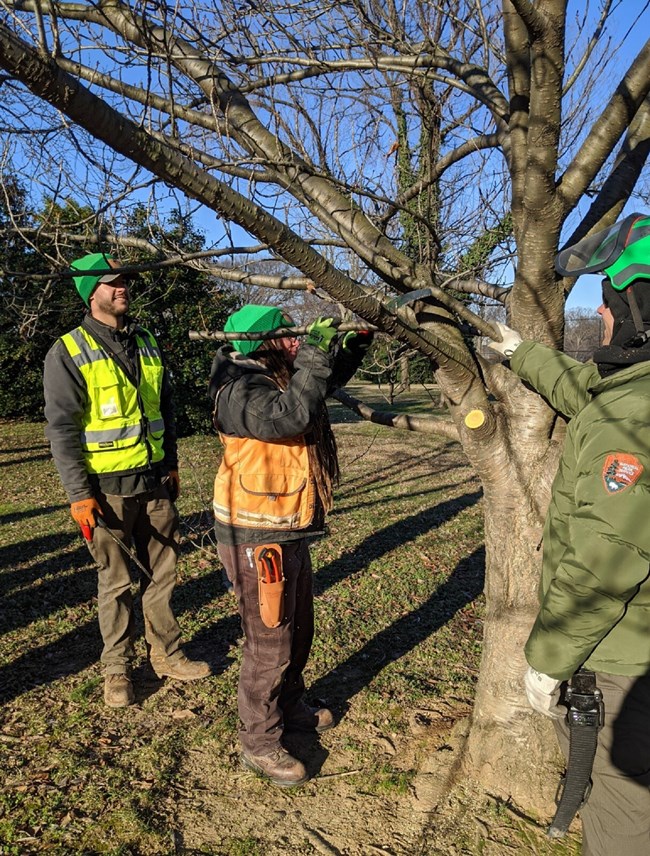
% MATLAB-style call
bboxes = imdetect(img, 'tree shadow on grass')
[1,488,481,706]
[0,511,217,635]
[0,443,48,456]
[0,452,52,468]
[314,489,482,594]
[1,562,97,636]
[307,487,484,719]
[0,567,236,705]
[0,504,66,525]
[336,443,460,498]
[0,531,79,588]
[0,619,103,707]
[309,545,485,712]
[0,506,239,704]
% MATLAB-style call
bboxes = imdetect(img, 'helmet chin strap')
[623,285,650,347]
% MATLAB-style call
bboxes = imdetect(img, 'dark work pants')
[217,540,314,755]
[554,671,650,856]
[87,485,182,674]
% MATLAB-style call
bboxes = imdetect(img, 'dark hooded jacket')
[209,339,364,546]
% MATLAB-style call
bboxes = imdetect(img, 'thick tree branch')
[558,37,650,215]
[507,0,566,345]
[14,0,512,304]
[188,325,378,342]
[446,277,510,303]
[563,95,650,252]
[0,20,487,374]
[505,0,546,39]
[331,388,460,439]
[92,1,421,291]
[237,53,509,122]
[14,0,420,289]
[54,56,223,133]
[503,0,531,197]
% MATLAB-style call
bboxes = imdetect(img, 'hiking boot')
[104,673,135,708]
[241,747,309,787]
[150,653,211,681]
[284,702,335,733]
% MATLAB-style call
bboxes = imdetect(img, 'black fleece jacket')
[209,339,364,545]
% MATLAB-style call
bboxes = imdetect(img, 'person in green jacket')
[487,213,650,856]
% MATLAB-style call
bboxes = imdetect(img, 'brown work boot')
[104,673,135,708]
[241,747,309,788]
[284,702,335,733]
[150,653,211,681]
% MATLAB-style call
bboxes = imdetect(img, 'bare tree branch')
[188,324,378,341]
[558,37,650,215]
[332,388,460,439]
[563,94,650,251]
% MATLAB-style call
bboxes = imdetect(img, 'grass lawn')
[0,389,579,855]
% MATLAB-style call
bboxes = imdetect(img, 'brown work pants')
[217,540,314,755]
[554,671,650,856]
[87,485,182,674]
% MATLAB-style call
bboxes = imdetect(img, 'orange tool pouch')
[254,544,285,628]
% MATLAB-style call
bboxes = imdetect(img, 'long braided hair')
[256,347,340,513]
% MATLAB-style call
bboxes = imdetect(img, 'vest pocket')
[92,383,125,421]
[233,474,307,528]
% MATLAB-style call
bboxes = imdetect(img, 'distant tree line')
[563,307,602,362]
[0,180,236,435]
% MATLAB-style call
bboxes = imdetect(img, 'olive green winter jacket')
[510,341,650,680]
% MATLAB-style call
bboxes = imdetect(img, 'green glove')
[341,330,373,353]
[305,317,338,352]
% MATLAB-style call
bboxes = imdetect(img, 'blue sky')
[565,275,603,312]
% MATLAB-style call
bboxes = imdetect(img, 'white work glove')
[524,666,567,720]
[487,322,523,359]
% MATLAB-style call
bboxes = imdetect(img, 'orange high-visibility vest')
[213,434,315,530]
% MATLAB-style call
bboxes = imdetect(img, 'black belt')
[548,668,604,838]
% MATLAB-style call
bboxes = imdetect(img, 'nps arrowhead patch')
[602,453,644,494]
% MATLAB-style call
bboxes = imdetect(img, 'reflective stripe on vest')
[61,325,166,474]
[213,433,315,530]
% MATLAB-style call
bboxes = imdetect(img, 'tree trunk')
[465,600,561,810]
[461,452,563,811]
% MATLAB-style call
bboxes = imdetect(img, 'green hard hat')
[70,252,128,305]
[556,213,650,290]
[224,304,293,355]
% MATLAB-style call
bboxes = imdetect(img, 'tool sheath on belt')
[254,544,285,628]
[548,668,604,838]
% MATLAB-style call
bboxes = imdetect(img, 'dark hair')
[256,348,339,512]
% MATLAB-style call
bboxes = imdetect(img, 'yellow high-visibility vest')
[60,325,166,474]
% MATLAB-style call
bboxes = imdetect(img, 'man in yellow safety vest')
[44,252,210,707]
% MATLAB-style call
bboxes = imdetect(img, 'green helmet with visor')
[555,213,650,290]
